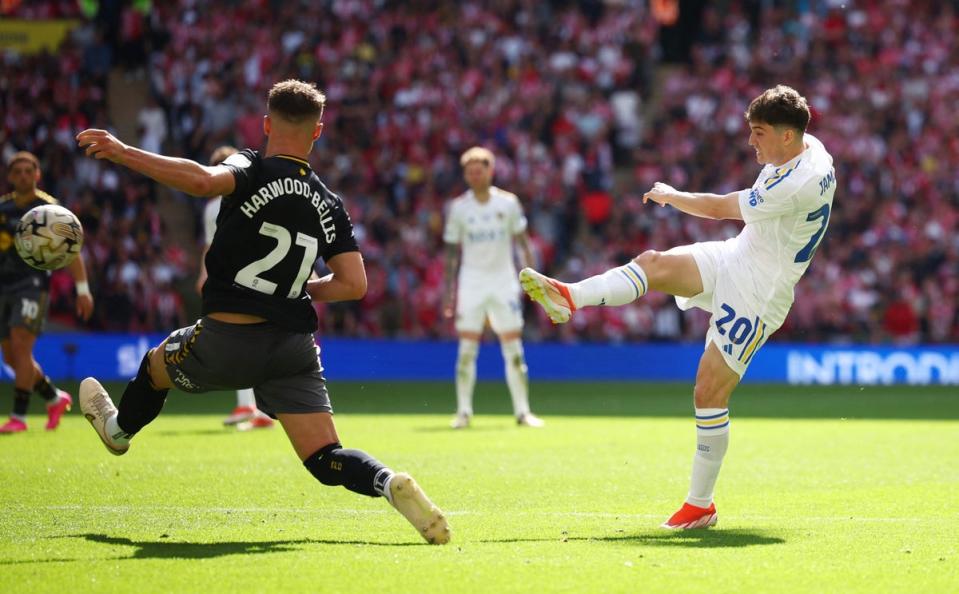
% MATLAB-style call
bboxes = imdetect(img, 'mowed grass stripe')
[0,382,956,593]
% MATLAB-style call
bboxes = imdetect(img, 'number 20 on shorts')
[715,303,767,363]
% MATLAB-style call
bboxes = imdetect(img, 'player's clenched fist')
[643,181,678,207]
[76,129,128,164]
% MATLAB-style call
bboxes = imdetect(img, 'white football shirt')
[729,133,836,327]
[443,186,528,287]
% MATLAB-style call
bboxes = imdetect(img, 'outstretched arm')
[643,182,743,220]
[76,129,235,198]
[306,251,367,303]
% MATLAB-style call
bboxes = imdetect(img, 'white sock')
[568,261,647,307]
[686,407,730,508]
[374,468,396,503]
[236,388,256,408]
[455,339,478,416]
[105,415,132,445]
[501,339,530,417]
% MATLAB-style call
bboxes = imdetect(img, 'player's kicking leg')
[520,250,703,324]
[520,259,650,324]
[280,411,451,544]
[522,249,738,529]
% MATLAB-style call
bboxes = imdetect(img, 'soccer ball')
[14,204,84,271]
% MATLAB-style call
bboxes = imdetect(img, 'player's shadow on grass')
[484,529,784,549]
[0,533,421,564]
[605,529,785,548]
[77,533,423,557]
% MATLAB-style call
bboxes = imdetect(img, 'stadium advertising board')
[5,334,957,386]
[0,19,78,54]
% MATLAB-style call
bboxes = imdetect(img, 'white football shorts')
[671,240,777,378]
[455,281,523,335]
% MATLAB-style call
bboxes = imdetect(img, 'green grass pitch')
[1,381,957,593]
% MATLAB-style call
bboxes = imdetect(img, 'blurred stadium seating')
[2,0,956,345]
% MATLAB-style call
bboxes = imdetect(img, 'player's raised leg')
[521,250,701,323]
[662,342,739,530]
[280,411,451,545]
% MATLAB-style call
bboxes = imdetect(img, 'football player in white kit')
[197,145,273,430]
[443,147,544,429]
[521,86,836,528]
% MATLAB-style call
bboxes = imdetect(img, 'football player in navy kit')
[76,80,449,545]
[0,151,94,434]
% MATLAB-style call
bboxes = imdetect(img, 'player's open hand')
[642,182,678,207]
[76,129,128,164]
[76,293,94,321]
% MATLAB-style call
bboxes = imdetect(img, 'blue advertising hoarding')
[2,333,957,386]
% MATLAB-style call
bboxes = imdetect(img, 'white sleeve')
[203,198,221,246]
[442,201,462,244]
[739,171,803,224]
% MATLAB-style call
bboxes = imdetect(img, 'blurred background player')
[196,145,273,430]
[521,86,835,529]
[75,80,449,544]
[443,147,543,429]
[0,151,94,433]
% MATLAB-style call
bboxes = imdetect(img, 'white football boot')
[388,472,451,545]
[79,377,129,456]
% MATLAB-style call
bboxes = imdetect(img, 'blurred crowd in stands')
[2,0,957,344]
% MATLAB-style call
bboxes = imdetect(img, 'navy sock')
[33,374,58,402]
[115,354,169,435]
[12,387,30,418]
[303,443,393,498]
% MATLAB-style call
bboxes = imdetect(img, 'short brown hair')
[7,151,40,171]
[209,145,238,165]
[267,80,326,124]
[745,85,810,133]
